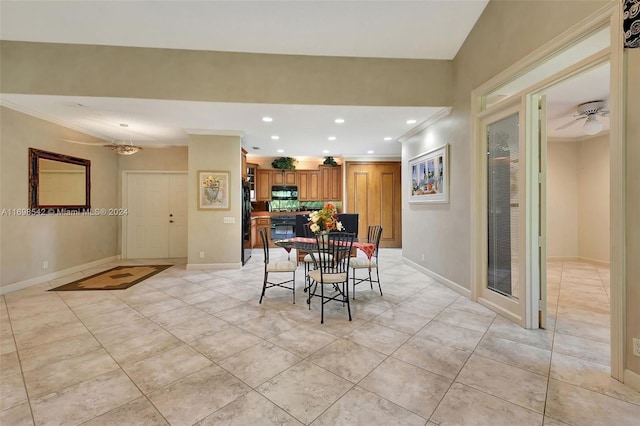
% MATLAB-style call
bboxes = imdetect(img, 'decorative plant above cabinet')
[323,156,338,166]
[271,156,297,170]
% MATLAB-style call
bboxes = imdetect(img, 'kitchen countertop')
[251,211,313,218]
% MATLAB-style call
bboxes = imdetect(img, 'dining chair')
[307,232,355,323]
[258,227,298,304]
[300,223,332,292]
[351,225,383,299]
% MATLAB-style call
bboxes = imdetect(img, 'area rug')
[49,265,173,291]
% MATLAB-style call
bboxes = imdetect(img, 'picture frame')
[409,144,449,204]
[198,170,230,210]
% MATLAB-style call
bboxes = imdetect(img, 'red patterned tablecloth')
[280,236,376,260]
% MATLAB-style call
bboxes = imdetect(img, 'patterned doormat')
[49,265,173,291]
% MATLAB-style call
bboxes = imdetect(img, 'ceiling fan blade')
[555,116,586,130]
[59,138,105,146]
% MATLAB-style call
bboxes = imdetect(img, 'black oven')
[271,216,296,240]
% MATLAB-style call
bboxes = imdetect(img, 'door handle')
[169,220,174,223]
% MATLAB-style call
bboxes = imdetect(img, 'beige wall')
[625,49,640,375]
[547,135,610,263]
[577,134,610,263]
[187,135,242,267]
[547,141,579,258]
[0,41,452,108]
[0,107,118,288]
[401,0,610,289]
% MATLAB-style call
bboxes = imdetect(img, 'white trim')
[186,262,242,270]
[547,256,611,267]
[607,3,625,382]
[471,2,623,380]
[0,255,119,295]
[398,107,453,143]
[624,369,640,392]
[402,257,471,298]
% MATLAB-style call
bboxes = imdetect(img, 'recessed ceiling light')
[328,136,336,141]
[277,149,284,153]
[322,150,330,154]
[384,137,392,141]
[367,150,375,154]
[406,119,417,124]
[271,135,279,140]
[334,118,345,124]
[262,117,273,122]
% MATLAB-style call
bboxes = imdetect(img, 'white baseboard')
[0,255,120,295]
[402,257,471,298]
[186,262,242,270]
[547,256,610,267]
[624,369,640,392]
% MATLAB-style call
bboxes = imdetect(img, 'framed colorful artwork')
[198,170,230,210]
[409,144,449,204]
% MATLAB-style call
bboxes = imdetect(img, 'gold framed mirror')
[28,148,91,212]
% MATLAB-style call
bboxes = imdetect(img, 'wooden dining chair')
[259,227,298,304]
[351,225,383,299]
[307,232,355,323]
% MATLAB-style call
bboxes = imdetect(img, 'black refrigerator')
[241,182,252,265]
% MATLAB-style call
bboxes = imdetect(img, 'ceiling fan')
[555,100,609,135]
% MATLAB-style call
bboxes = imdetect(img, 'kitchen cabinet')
[255,217,271,247]
[247,163,257,201]
[250,217,258,248]
[320,165,342,200]
[256,169,272,201]
[241,148,248,180]
[297,170,320,201]
[272,170,296,185]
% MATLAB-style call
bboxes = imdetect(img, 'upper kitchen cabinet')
[272,170,296,185]
[247,163,257,201]
[297,170,320,201]
[256,169,272,201]
[320,165,342,200]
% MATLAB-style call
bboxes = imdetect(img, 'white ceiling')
[0,0,609,158]
[0,0,489,158]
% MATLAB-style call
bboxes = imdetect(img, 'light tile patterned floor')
[1,251,638,425]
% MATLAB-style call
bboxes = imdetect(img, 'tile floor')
[1,250,638,425]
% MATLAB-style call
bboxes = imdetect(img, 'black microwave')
[271,185,298,200]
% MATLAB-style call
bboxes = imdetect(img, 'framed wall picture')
[198,170,230,210]
[409,144,449,204]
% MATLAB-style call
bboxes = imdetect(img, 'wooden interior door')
[345,162,402,248]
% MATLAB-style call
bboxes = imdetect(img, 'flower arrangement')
[202,175,222,202]
[202,175,221,190]
[308,203,343,234]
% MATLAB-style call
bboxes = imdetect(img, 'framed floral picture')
[409,144,449,204]
[198,170,230,210]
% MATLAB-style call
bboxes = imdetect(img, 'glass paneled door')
[478,104,526,326]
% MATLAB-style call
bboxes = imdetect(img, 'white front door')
[126,172,187,259]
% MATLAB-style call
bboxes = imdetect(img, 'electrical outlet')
[633,337,640,357]
[421,253,425,261]
[199,251,204,259]
[43,261,49,269]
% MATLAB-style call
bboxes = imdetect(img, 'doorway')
[123,172,188,259]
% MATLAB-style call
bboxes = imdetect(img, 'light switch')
[223,217,235,224]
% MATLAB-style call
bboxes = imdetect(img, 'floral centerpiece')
[202,175,222,203]
[308,203,343,234]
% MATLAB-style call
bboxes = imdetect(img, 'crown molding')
[398,107,452,143]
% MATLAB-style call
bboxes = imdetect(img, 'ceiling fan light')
[583,115,602,135]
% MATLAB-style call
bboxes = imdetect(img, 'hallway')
[1,252,638,425]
